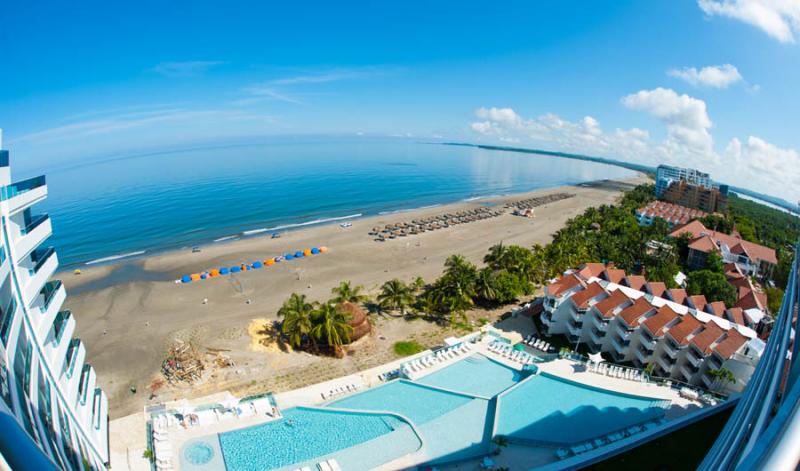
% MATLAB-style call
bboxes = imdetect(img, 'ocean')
[33,138,636,268]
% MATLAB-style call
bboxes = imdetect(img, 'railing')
[52,310,71,345]
[20,213,49,236]
[39,280,62,313]
[700,242,800,470]
[0,175,46,201]
[30,246,55,275]
[64,339,80,378]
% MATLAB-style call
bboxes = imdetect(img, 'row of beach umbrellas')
[369,207,503,242]
[179,246,328,283]
[505,192,574,210]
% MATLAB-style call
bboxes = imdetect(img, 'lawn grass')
[393,340,425,356]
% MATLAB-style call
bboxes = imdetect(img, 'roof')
[603,268,627,284]
[646,282,668,298]
[736,290,767,312]
[687,295,708,311]
[706,301,727,318]
[642,305,681,337]
[668,289,688,304]
[690,323,726,354]
[592,289,631,319]
[547,274,583,297]
[726,307,745,326]
[688,235,718,254]
[714,330,749,360]
[625,275,647,291]
[569,283,607,309]
[618,297,654,327]
[636,201,708,226]
[671,220,777,265]
[577,263,607,279]
[667,315,702,345]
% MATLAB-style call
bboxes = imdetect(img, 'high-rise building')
[655,164,727,213]
[654,165,712,198]
[0,132,109,470]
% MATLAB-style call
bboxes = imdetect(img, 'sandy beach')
[62,176,648,418]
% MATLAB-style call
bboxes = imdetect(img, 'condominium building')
[540,263,764,394]
[654,165,727,213]
[654,165,712,198]
[636,200,708,228]
[0,133,109,470]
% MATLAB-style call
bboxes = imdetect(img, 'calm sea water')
[34,138,635,268]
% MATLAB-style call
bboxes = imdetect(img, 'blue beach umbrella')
[294,251,304,258]
[252,261,263,269]
[219,267,229,275]
[311,247,320,255]
[285,254,294,260]
[200,273,208,279]
[231,266,241,273]
[181,274,192,283]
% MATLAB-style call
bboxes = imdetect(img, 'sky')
[1,0,799,202]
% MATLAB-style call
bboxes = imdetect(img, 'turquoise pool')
[417,354,523,397]
[328,379,472,424]
[215,407,410,471]
[495,373,666,444]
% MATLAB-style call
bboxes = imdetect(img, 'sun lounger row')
[401,343,471,375]
[150,421,174,471]
[588,362,644,381]
[321,383,362,400]
[311,458,343,471]
[523,334,553,352]
[487,341,536,365]
[378,368,401,382]
[555,418,668,460]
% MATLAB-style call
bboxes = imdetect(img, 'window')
[0,296,15,346]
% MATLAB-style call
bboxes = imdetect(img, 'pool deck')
[111,331,706,471]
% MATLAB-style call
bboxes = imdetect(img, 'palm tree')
[311,302,353,354]
[708,367,736,393]
[484,243,508,270]
[476,268,498,302]
[331,281,367,305]
[377,279,415,315]
[411,276,426,293]
[277,293,315,348]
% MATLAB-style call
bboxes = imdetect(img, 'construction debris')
[161,340,205,384]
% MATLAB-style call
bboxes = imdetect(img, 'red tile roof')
[706,301,727,318]
[667,315,703,345]
[736,290,767,311]
[671,221,777,266]
[645,282,667,298]
[642,305,680,337]
[726,307,745,326]
[690,323,726,354]
[618,297,654,327]
[688,235,717,253]
[547,274,583,297]
[625,275,647,291]
[603,268,627,284]
[592,289,631,319]
[668,289,688,304]
[687,295,708,311]
[577,263,607,279]
[569,283,607,309]
[636,201,707,226]
[714,330,749,359]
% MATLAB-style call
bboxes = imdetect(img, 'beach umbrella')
[303,249,312,257]
[320,246,329,253]
[231,266,241,273]
[181,275,192,283]
[200,273,208,279]
[285,254,294,260]
[265,259,275,266]
[241,264,248,271]
[252,261,263,269]
[294,251,304,258]
[209,269,219,277]
[219,267,229,275]
[190,273,201,282]
[311,247,320,255]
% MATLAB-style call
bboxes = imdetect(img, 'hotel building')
[0,133,109,470]
[540,263,764,394]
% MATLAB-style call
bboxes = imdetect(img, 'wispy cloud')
[698,0,800,44]
[668,64,744,88]
[236,86,304,105]
[151,61,226,77]
[267,67,387,86]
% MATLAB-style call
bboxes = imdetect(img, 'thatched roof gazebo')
[338,301,371,343]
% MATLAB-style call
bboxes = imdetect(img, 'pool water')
[328,380,472,425]
[217,407,408,471]
[495,373,666,444]
[417,354,523,397]
[184,441,214,465]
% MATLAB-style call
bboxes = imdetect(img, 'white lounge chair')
[328,459,343,471]
[317,460,333,471]
[556,448,571,459]
[302,467,313,471]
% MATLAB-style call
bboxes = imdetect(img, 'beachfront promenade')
[110,325,704,471]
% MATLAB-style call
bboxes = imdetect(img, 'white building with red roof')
[636,200,708,227]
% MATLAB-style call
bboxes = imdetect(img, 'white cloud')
[724,135,800,195]
[621,87,714,159]
[698,0,800,43]
[668,64,744,88]
[151,61,225,77]
[236,86,303,105]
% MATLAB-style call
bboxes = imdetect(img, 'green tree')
[491,270,532,304]
[704,251,725,274]
[700,214,734,234]
[377,279,415,315]
[764,286,784,314]
[277,293,315,348]
[686,270,737,307]
[331,281,367,305]
[708,367,736,392]
[311,302,353,353]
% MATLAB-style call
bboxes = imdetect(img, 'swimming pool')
[417,354,523,397]
[494,373,667,444]
[214,407,412,471]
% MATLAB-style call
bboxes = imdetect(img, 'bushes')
[393,340,425,356]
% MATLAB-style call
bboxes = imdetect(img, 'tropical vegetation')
[393,340,425,356]
[277,292,354,355]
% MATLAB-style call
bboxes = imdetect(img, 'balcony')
[635,346,652,363]
[23,248,58,304]
[686,348,704,367]
[657,355,674,373]
[592,313,608,330]
[615,323,633,339]
[589,328,605,345]
[35,281,66,342]
[680,364,696,381]
[611,335,629,353]
[15,214,52,260]
[701,373,713,388]
[570,308,584,322]
[663,340,681,359]
[567,320,583,336]
[1,175,47,214]
[640,332,657,350]
[51,310,72,346]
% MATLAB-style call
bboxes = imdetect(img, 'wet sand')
[62,176,648,417]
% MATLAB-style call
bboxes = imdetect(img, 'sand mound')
[247,318,287,352]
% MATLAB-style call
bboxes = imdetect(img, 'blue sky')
[1,1,799,200]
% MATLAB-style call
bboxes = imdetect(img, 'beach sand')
[62,176,648,418]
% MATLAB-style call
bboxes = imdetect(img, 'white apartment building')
[0,133,109,470]
[540,263,764,394]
